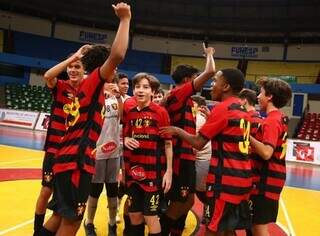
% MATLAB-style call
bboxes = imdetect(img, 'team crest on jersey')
[180,186,189,198]
[111,103,118,110]
[143,117,151,127]
[63,97,80,127]
[43,172,53,183]
[76,202,86,216]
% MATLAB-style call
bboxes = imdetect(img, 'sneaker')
[108,224,117,236]
[84,220,97,236]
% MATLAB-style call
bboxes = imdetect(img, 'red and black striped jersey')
[199,96,252,204]
[124,102,171,192]
[122,97,138,182]
[251,110,288,201]
[52,68,105,175]
[44,80,80,155]
[165,81,196,174]
[248,110,263,138]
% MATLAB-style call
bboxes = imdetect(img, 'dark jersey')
[199,96,252,204]
[44,80,79,154]
[251,110,288,201]
[165,81,196,174]
[52,68,105,175]
[124,102,171,192]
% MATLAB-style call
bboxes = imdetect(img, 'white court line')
[0,213,51,235]
[0,158,41,166]
[280,197,296,236]
[277,222,290,236]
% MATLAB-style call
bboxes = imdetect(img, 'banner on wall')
[79,30,107,44]
[35,112,50,131]
[231,46,259,58]
[0,108,39,129]
[286,139,320,165]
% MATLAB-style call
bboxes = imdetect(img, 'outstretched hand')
[159,126,179,136]
[202,42,215,57]
[112,2,131,21]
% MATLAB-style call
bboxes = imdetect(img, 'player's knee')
[129,212,144,225]
[90,183,103,198]
[106,182,118,198]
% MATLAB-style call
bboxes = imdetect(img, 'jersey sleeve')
[166,81,195,113]
[198,104,228,140]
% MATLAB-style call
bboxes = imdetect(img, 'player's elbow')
[261,148,273,160]
[110,50,126,65]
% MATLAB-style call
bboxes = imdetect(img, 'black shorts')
[127,183,161,216]
[167,159,196,202]
[41,152,54,188]
[250,195,279,224]
[47,170,92,221]
[206,198,252,233]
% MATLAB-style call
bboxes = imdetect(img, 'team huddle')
[31,2,293,236]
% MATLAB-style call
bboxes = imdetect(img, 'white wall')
[132,35,203,56]
[287,44,320,61]
[0,10,51,36]
[1,10,320,61]
[29,70,46,87]
[308,100,320,113]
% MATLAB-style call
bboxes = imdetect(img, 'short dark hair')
[221,68,245,94]
[257,77,292,108]
[81,45,110,73]
[239,88,257,106]
[171,64,199,84]
[114,73,128,83]
[132,73,160,92]
[191,95,206,107]
[155,88,165,96]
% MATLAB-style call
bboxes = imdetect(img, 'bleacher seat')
[5,84,52,112]
[296,112,320,141]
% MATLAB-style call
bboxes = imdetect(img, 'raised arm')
[43,44,91,88]
[193,43,216,91]
[100,2,131,81]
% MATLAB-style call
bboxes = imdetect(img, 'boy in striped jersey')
[123,73,173,236]
[249,78,292,236]
[160,68,252,236]
[39,3,131,236]
[160,44,215,236]
[33,44,89,236]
